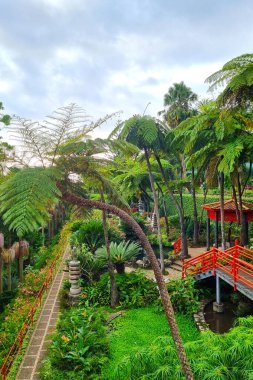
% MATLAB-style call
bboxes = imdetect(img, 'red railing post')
[213,246,217,276]
[232,247,238,291]
[182,259,185,279]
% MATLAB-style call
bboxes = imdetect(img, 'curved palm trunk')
[62,190,194,380]
[155,155,189,258]
[144,148,165,274]
[100,191,119,308]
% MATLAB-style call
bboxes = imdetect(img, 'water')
[204,301,236,334]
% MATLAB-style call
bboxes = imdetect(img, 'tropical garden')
[0,53,253,379]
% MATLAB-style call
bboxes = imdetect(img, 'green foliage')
[40,305,109,380]
[103,307,199,379]
[111,316,253,379]
[120,213,148,242]
[70,219,122,253]
[0,224,71,368]
[0,168,61,237]
[95,240,140,273]
[84,272,159,308]
[76,243,104,283]
[166,277,200,315]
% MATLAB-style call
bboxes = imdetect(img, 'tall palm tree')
[110,115,167,273]
[160,81,198,129]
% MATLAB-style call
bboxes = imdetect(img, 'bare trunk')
[237,172,247,245]
[231,182,240,224]
[7,263,11,291]
[191,167,199,245]
[155,155,189,258]
[101,191,119,308]
[199,187,208,235]
[157,184,170,240]
[0,255,3,294]
[219,172,226,250]
[144,148,165,274]
[62,190,194,380]
[19,241,24,281]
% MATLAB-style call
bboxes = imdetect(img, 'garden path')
[15,253,69,380]
[125,246,206,281]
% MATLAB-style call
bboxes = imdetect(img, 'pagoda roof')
[202,199,253,213]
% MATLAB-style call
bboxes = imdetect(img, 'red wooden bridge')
[182,245,253,301]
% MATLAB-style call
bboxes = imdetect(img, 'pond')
[204,301,236,334]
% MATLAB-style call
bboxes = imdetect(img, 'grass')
[103,306,200,378]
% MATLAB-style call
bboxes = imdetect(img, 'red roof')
[202,199,253,213]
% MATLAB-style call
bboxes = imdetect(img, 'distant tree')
[0,102,11,126]
[159,82,198,128]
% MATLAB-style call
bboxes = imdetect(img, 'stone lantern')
[68,247,81,301]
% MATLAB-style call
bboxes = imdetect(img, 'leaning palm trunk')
[62,190,194,380]
[100,191,119,308]
[144,148,165,274]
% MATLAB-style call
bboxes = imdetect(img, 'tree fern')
[0,168,61,237]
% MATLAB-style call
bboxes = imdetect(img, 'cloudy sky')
[0,0,253,137]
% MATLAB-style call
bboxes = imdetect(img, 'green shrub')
[166,277,200,315]
[40,305,108,379]
[120,213,148,242]
[112,316,253,380]
[84,272,159,308]
[70,219,122,253]
[95,240,141,273]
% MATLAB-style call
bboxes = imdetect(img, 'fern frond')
[0,168,61,237]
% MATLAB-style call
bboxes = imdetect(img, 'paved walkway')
[16,253,69,380]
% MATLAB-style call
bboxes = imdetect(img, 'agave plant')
[95,240,140,274]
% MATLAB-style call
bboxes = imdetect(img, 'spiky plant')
[95,240,140,273]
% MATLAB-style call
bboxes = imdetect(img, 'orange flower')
[61,335,70,343]
[82,293,88,299]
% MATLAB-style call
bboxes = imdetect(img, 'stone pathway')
[16,254,69,380]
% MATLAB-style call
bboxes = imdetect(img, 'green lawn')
[103,307,200,378]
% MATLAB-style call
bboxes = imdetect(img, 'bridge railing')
[173,237,182,255]
[183,245,253,291]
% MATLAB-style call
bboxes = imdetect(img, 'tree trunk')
[237,172,247,245]
[157,184,170,240]
[191,167,199,245]
[199,186,208,235]
[155,155,189,258]
[144,148,165,274]
[219,172,226,250]
[231,182,240,224]
[7,262,11,291]
[0,255,3,295]
[19,241,24,281]
[62,190,194,380]
[101,191,119,308]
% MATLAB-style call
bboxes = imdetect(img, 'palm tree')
[0,107,194,379]
[160,81,198,129]
[110,115,167,273]
[206,53,253,108]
